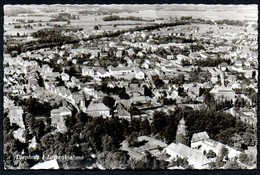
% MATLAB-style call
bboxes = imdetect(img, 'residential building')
[210,86,236,100]
[82,66,94,77]
[84,102,110,117]
[109,67,133,76]
[51,106,72,132]
[96,68,110,78]
[133,67,145,79]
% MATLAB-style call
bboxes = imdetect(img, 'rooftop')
[166,142,209,165]
[191,131,210,143]
[86,103,110,111]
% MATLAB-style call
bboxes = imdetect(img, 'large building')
[164,142,210,169]
[84,102,110,117]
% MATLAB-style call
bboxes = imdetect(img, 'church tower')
[176,117,188,145]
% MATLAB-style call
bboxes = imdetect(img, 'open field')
[4,4,257,36]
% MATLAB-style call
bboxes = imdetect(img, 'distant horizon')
[4,4,257,22]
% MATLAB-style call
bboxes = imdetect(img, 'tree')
[127,132,139,147]
[152,75,164,88]
[224,159,241,169]
[220,146,229,161]
[94,25,99,30]
[102,96,115,108]
[3,117,11,133]
[206,150,217,158]
[239,153,249,164]
[101,134,115,152]
[242,131,256,147]
[144,86,153,97]
[118,90,130,99]
[151,111,167,136]
[140,118,151,135]
[203,91,215,110]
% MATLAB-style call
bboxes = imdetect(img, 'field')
[4,4,257,36]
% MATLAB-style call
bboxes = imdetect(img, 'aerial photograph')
[3,4,258,170]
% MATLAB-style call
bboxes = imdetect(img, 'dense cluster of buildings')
[4,9,257,169]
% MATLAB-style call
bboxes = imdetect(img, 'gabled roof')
[166,142,209,165]
[86,103,110,111]
[203,138,223,151]
[191,131,210,143]
[219,62,228,67]
[97,68,107,75]
[116,103,131,117]
[82,66,93,71]
[110,67,132,72]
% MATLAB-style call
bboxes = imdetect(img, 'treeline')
[5,20,189,55]
[192,57,231,67]
[152,107,256,149]
[6,28,78,54]
[193,18,245,26]
[103,15,155,22]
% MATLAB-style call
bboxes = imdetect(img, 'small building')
[218,62,229,71]
[51,106,72,132]
[96,68,110,78]
[167,54,174,60]
[133,67,145,79]
[116,50,123,58]
[60,72,70,81]
[82,66,94,77]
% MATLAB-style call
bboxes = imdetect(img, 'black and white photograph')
[3,4,258,170]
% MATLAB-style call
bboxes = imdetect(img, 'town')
[3,4,257,170]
